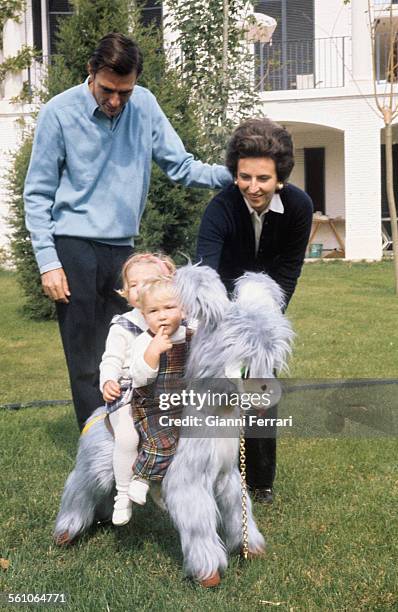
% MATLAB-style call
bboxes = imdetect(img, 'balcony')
[22,37,352,101]
[373,0,398,7]
[255,37,347,92]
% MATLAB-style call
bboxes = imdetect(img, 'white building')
[0,0,75,252]
[1,0,397,259]
[252,0,398,259]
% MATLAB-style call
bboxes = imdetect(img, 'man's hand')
[41,268,70,303]
[103,380,121,403]
[144,326,173,369]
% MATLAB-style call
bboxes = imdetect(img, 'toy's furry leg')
[53,410,114,542]
[165,479,227,580]
[216,466,265,555]
[163,439,228,581]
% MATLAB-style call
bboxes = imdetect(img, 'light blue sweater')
[24,80,232,273]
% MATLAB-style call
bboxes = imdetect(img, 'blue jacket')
[24,80,232,272]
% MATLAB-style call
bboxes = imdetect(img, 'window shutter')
[32,0,43,53]
[254,0,314,90]
[286,0,313,42]
[254,0,314,42]
[141,0,163,29]
[48,0,73,55]
[255,1,282,43]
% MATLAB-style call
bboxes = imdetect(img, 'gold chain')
[239,425,249,560]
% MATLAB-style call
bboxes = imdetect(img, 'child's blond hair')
[137,276,179,311]
[119,252,176,300]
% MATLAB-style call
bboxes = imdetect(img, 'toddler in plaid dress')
[128,277,192,506]
[99,253,176,526]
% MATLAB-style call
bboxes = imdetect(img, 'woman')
[197,117,312,305]
[196,118,313,502]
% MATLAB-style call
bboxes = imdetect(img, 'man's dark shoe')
[250,487,273,504]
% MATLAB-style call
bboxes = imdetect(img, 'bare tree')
[368,0,398,292]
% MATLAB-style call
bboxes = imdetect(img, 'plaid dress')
[105,315,144,415]
[132,329,193,481]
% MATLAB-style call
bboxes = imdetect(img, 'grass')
[288,260,398,378]
[0,271,70,405]
[1,263,398,611]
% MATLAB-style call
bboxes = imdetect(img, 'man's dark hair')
[88,32,143,77]
[226,118,295,182]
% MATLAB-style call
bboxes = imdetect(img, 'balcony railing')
[255,36,347,92]
[24,38,349,100]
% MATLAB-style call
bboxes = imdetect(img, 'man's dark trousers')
[55,237,133,430]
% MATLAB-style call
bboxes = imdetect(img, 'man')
[24,32,232,430]
[196,118,313,502]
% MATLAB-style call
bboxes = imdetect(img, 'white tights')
[108,404,139,496]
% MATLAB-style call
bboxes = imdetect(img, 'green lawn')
[288,260,398,378]
[0,271,70,405]
[0,263,397,611]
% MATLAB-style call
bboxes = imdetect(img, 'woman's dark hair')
[88,32,143,77]
[226,118,294,182]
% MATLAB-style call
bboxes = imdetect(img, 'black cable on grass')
[1,378,398,412]
[0,399,72,411]
[284,378,398,393]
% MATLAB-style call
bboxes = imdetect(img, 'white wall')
[292,128,345,219]
[314,0,351,39]
[290,147,304,190]
[0,4,32,255]
[0,112,25,250]
[263,92,387,259]
[289,129,346,252]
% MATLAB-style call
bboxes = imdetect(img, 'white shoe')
[112,495,133,526]
[128,479,149,505]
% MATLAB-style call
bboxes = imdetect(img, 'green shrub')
[134,51,211,262]
[7,135,56,319]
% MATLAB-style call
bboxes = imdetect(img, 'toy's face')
[235,157,278,213]
[240,378,282,413]
[142,290,183,336]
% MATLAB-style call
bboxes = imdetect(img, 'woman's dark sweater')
[196,183,313,307]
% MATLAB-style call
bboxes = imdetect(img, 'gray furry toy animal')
[54,264,294,586]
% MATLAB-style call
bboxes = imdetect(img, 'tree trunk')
[384,121,398,294]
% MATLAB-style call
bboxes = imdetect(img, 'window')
[141,0,163,29]
[31,1,162,58]
[48,0,73,55]
[254,0,314,91]
[32,0,43,53]
[375,27,398,82]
